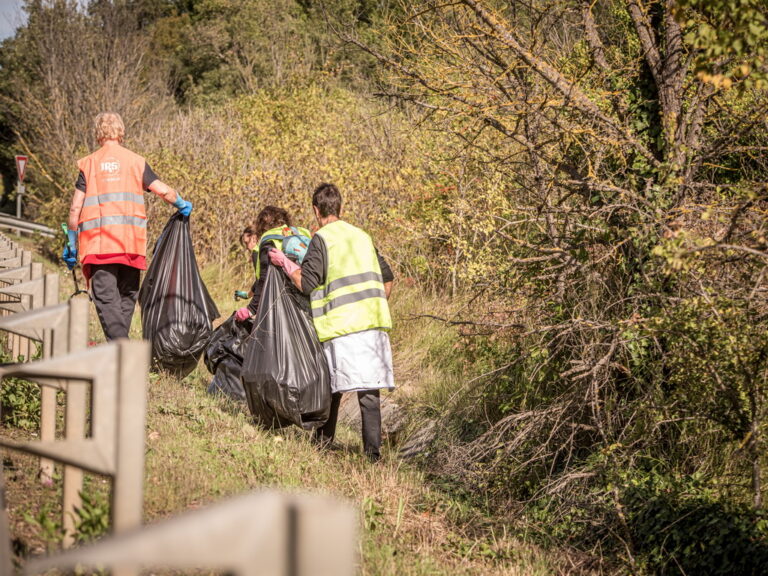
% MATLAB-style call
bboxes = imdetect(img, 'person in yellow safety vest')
[269,183,394,462]
[234,223,260,302]
[235,205,312,322]
[64,112,192,341]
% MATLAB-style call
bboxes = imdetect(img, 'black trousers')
[315,390,382,458]
[90,264,140,341]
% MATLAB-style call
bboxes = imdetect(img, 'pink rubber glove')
[235,307,251,322]
[268,248,286,267]
[268,248,300,275]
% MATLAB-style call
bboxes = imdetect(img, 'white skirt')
[322,329,395,394]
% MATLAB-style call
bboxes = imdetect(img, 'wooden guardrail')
[0,233,85,542]
[24,491,357,576]
[0,232,357,575]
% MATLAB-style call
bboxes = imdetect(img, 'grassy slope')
[2,243,555,574]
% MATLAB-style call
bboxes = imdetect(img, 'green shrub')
[624,474,768,575]
[74,489,110,544]
[0,376,41,431]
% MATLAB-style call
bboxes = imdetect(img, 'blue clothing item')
[172,195,193,217]
[62,245,77,270]
[62,228,78,270]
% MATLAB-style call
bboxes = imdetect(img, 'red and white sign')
[15,155,28,182]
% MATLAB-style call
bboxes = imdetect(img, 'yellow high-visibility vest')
[310,220,392,342]
[254,225,311,279]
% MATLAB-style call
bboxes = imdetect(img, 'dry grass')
[2,242,556,574]
[142,365,553,575]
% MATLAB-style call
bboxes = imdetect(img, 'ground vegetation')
[0,0,767,573]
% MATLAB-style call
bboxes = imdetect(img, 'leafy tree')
[0,0,173,220]
[352,0,768,564]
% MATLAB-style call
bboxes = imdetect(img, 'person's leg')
[90,264,129,340]
[314,392,342,446]
[116,265,140,337]
[358,389,382,461]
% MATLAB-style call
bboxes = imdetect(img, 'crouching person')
[236,206,311,322]
[269,182,394,461]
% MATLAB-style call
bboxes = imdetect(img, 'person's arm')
[146,179,180,205]
[269,234,326,293]
[67,171,87,230]
[246,242,274,314]
[295,236,326,295]
[247,250,259,297]
[376,248,394,300]
[63,173,86,269]
[67,189,85,230]
[144,162,192,214]
[246,289,260,315]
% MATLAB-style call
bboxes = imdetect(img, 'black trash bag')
[241,265,330,430]
[139,213,219,377]
[204,313,251,401]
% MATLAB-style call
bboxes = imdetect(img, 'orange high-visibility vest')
[77,144,148,259]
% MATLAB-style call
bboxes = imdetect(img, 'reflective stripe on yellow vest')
[77,144,148,259]
[311,220,392,342]
[254,225,311,279]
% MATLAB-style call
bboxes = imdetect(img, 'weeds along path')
[2,245,552,574]
[143,367,553,576]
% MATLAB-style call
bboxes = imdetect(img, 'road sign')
[15,155,28,182]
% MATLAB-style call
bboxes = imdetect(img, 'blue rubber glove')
[173,194,193,217]
[62,229,78,270]
[234,290,248,300]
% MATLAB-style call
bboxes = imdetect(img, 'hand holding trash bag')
[235,307,251,322]
[173,195,193,217]
[268,248,299,275]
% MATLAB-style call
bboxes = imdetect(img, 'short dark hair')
[312,183,342,218]
[254,205,292,239]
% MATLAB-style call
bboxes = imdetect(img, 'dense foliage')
[1,0,768,573]
[357,0,768,572]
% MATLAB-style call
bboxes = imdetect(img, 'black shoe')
[366,452,382,463]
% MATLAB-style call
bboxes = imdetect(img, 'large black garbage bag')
[139,213,219,377]
[204,313,251,401]
[241,265,330,429]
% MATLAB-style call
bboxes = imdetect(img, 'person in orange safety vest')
[64,112,193,340]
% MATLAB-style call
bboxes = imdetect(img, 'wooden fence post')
[61,298,89,547]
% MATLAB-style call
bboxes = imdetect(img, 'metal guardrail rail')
[0,214,55,238]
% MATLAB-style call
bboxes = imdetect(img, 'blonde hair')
[94,112,125,145]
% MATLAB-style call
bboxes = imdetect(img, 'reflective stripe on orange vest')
[79,215,148,232]
[83,192,145,207]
